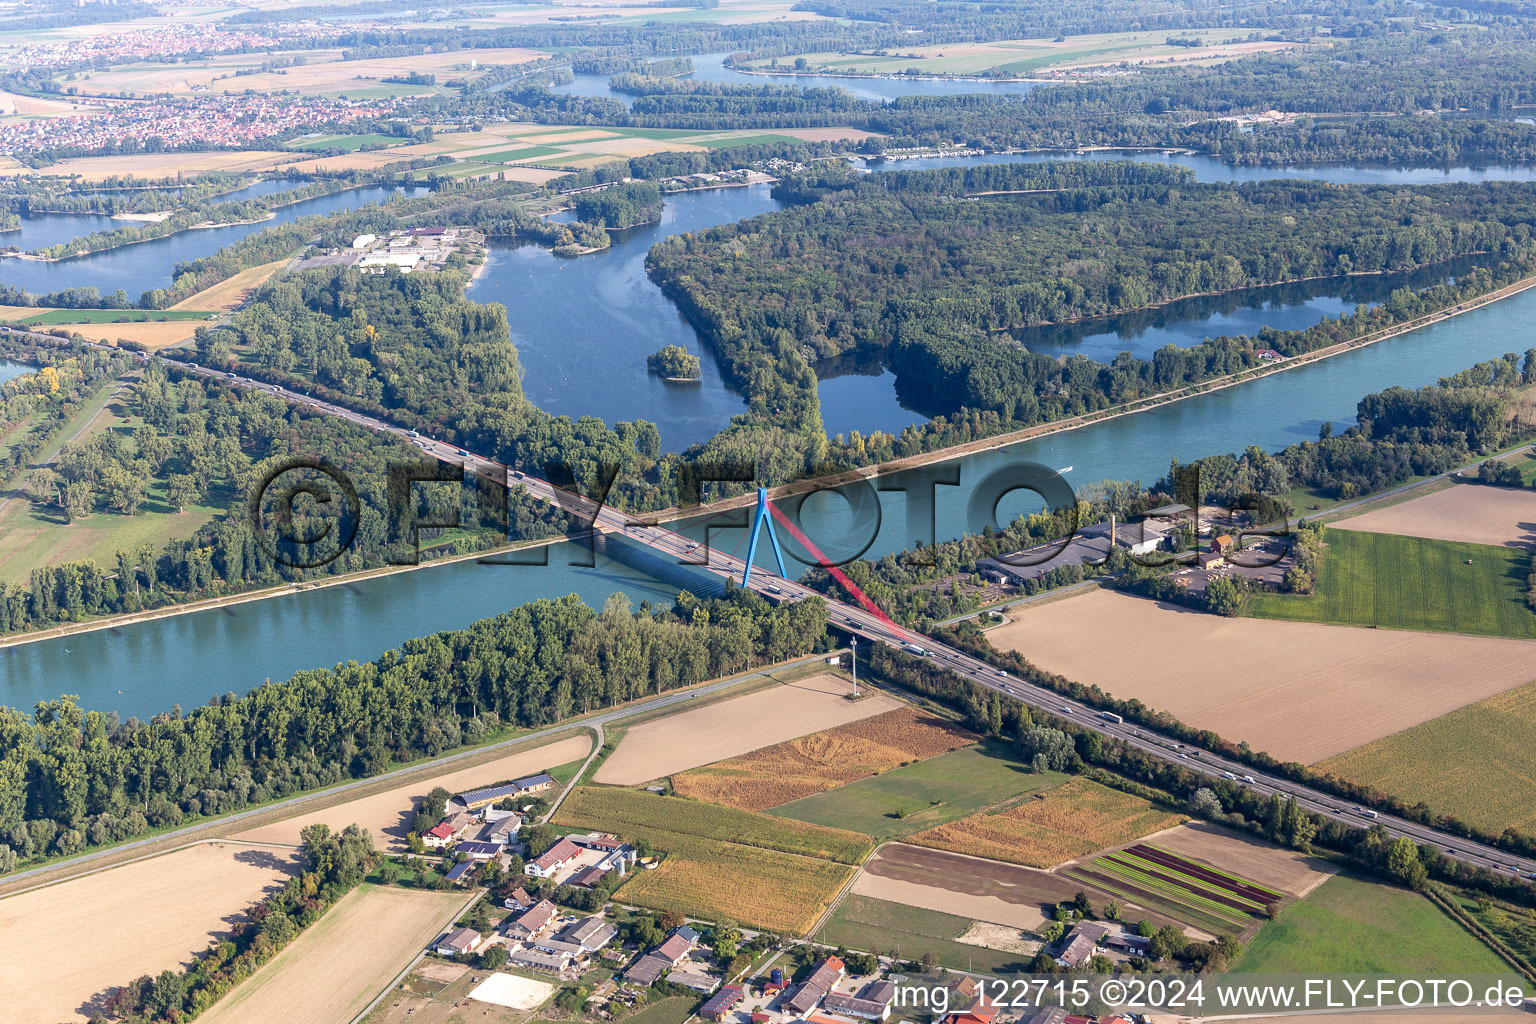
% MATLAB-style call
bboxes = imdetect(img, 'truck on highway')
[1356,807,1379,819]
[1100,711,1124,724]
[903,642,929,656]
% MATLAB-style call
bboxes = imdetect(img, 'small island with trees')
[647,344,702,381]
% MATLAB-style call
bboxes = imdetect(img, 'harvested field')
[593,673,896,784]
[0,841,301,1024]
[53,318,201,350]
[1333,484,1536,550]
[12,150,295,180]
[1147,823,1336,898]
[235,734,590,851]
[774,127,881,142]
[957,922,1038,955]
[905,777,1183,868]
[196,884,466,1024]
[817,894,1037,973]
[1318,678,1536,835]
[619,833,855,935]
[996,588,1536,763]
[171,258,290,312]
[673,706,976,811]
[0,89,93,116]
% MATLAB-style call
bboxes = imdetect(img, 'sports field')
[1246,530,1536,638]
[996,589,1536,764]
[816,894,1036,973]
[195,884,467,1024]
[770,741,1065,838]
[745,29,1297,78]
[1331,484,1535,550]
[0,841,301,1024]
[594,673,896,785]
[905,777,1183,868]
[1231,874,1514,976]
[1318,679,1536,835]
[673,705,977,811]
[235,733,591,851]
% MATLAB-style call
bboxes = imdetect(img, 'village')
[397,771,1163,1024]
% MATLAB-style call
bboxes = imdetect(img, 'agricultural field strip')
[1062,864,1244,937]
[1118,845,1282,906]
[1094,851,1273,918]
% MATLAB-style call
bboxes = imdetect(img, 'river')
[0,183,431,300]
[6,151,1536,713]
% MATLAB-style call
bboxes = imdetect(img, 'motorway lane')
[10,328,1533,883]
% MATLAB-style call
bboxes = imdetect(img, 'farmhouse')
[452,772,558,812]
[434,926,481,956]
[652,928,697,966]
[823,980,896,1020]
[701,985,745,1021]
[669,970,720,994]
[1055,922,1108,968]
[505,898,560,939]
[533,937,586,959]
[527,837,583,878]
[559,915,618,952]
[785,956,845,1015]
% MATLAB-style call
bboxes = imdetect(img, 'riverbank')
[728,61,1046,84]
[0,532,575,652]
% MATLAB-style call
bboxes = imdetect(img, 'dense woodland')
[0,589,825,871]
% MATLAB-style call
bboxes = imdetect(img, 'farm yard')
[0,841,301,1024]
[1330,483,1536,550]
[904,777,1183,868]
[194,884,468,1024]
[996,588,1536,763]
[770,742,1065,839]
[593,672,896,785]
[1231,874,1517,976]
[672,705,977,811]
[1245,530,1536,638]
[1318,679,1536,835]
[1063,843,1284,939]
[744,29,1296,78]
[553,785,868,933]
[234,733,591,851]
[815,895,1036,973]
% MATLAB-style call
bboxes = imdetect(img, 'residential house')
[527,837,582,878]
[701,985,745,1020]
[505,898,560,939]
[945,993,999,1024]
[422,821,458,849]
[434,927,481,956]
[458,840,505,861]
[1055,922,1109,968]
[652,930,696,966]
[502,886,534,911]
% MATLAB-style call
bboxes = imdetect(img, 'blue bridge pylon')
[741,488,787,588]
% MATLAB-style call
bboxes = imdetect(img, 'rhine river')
[5,147,1536,714]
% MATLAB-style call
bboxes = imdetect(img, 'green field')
[815,895,1034,972]
[553,785,869,864]
[287,132,405,151]
[1512,451,1536,486]
[1246,530,1536,638]
[693,133,803,149]
[770,741,1066,839]
[19,309,213,325]
[1318,679,1536,835]
[1064,845,1283,938]
[1232,874,1514,975]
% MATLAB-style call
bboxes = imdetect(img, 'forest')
[0,588,827,872]
[649,161,1536,425]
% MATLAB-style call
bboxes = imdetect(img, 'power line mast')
[850,636,858,698]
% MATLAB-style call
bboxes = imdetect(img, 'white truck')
[1100,711,1124,724]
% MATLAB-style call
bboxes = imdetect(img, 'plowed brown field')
[1333,484,1536,549]
[673,707,976,810]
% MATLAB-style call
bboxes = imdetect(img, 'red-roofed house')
[945,994,998,1024]
[527,837,581,878]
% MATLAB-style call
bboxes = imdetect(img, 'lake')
[0,183,432,300]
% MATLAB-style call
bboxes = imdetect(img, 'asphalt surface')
[7,325,1535,884]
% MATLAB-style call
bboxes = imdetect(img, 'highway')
[8,325,1536,884]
